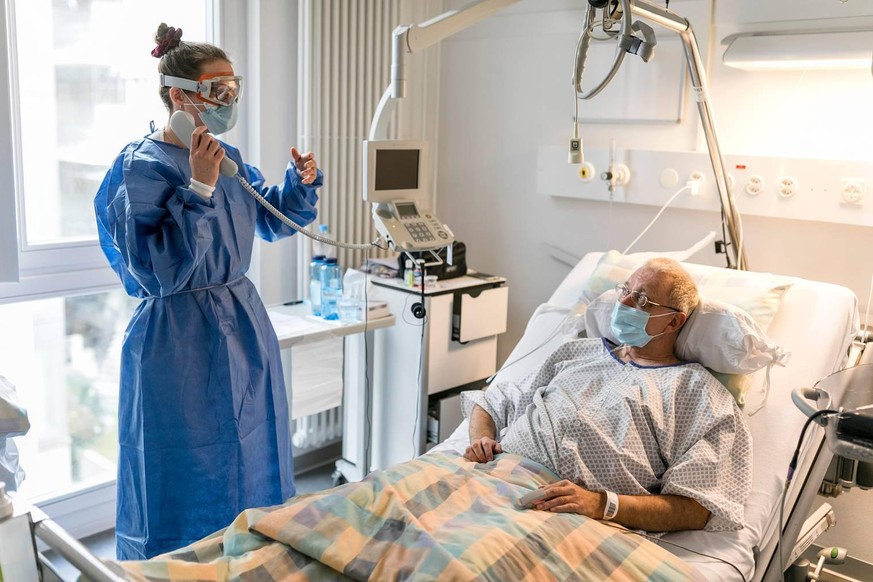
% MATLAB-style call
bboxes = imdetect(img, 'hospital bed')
[432,251,861,582]
[13,250,861,582]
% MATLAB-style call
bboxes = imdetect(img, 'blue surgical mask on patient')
[610,302,673,347]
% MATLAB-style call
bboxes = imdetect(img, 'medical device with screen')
[363,139,429,203]
[364,139,454,252]
[372,200,454,252]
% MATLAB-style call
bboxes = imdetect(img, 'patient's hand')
[532,480,603,518]
[464,436,503,463]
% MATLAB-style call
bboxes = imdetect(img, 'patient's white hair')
[642,258,699,315]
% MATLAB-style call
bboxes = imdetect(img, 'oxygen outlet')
[577,162,596,183]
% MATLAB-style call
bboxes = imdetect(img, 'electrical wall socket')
[536,146,873,227]
[745,175,764,196]
[840,180,865,205]
[778,176,797,198]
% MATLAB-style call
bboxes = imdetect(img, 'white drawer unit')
[369,274,508,469]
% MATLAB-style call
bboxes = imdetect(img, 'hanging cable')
[622,183,691,255]
[236,174,385,251]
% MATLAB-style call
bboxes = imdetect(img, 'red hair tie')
[151,27,183,58]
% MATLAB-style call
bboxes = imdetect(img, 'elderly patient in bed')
[462,257,752,534]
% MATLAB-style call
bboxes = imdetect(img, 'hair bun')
[151,23,183,58]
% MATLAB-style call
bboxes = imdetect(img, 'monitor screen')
[395,202,419,218]
[374,149,420,190]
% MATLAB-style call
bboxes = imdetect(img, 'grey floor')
[41,462,337,581]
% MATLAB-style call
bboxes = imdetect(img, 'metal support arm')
[631,0,746,269]
[369,0,522,140]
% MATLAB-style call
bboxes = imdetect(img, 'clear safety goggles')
[161,72,243,106]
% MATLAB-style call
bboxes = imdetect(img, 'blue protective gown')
[94,132,321,559]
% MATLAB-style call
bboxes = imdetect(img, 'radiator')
[292,406,342,450]
[296,0,400,277]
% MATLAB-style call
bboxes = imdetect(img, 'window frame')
[0,0,231,304]
[0,0,228,539]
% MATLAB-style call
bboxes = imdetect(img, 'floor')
[41,462,337,581]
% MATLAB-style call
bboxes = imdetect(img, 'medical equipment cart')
[368,273,508,470]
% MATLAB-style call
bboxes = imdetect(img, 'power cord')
[622,183,691,255]
[413,288,427,458]
[363,246,372,476]
[485,314,566,384]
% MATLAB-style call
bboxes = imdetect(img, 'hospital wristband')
[602,490,619,521]
[188,178,216,199]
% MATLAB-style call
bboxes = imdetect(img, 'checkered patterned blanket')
[107,453,704,581]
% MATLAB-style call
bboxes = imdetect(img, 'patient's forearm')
[615,493,710,532]
[469,405,497,441]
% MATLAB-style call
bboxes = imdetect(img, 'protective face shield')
[610,302,675,347]
[161,72,243,107]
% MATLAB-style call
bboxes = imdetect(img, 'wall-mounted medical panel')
[537,145,873,227]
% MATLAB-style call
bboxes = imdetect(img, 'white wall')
[434,0,873,566]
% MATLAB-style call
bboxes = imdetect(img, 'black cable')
[413,264,427,458]
[719,206,732,269]
[777,408,838,581]
[787,409,838,484]
[363,247,371,476]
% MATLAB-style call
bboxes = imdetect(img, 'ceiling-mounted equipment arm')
[574,0,746,270]
[369,0,522,141]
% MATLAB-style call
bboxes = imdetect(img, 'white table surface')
[266,302,395,349]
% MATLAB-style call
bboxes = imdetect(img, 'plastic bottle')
[309,255,325,316]
[413,261,423,287]
[313,224,334,259]
[404,259,414,287]
[320,257,342,320]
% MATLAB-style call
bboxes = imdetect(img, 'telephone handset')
[372,200,454,252]
[169,110,238,177]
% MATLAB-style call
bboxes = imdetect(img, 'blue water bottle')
[320,257,341,320]
[309,255,325,316]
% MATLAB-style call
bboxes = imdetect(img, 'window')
[0,0,213,526]
[14,0,209,246]
[0,290,138,501]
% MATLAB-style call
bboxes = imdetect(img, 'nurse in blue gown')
[93,24,322,559]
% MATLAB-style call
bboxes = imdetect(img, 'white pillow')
[577,250,793,331]
[585,290,789,375]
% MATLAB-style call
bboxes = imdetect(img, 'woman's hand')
[291,147,318,184]
[189,126,225,186]
[532,480,604,518]
[464,436,502,463]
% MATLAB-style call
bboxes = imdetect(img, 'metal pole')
[631,0,746,269]
[34,519,126,582]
